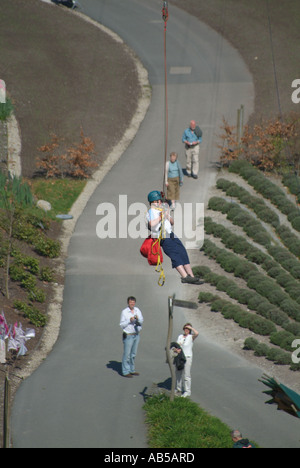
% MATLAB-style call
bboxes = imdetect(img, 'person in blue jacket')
[231,430,256,448]
[182,120,202,179]
[165,152,184,209]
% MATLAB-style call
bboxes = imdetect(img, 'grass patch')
[30,178,86,218]
[143,394,235,448]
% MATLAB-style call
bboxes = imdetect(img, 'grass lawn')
[144,394,241,449]
[30,178,86,218]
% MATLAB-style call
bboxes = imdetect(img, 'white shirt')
[146,206,172,238]
[177,334,194,358]
[120,307,144,334]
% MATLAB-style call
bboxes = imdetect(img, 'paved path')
[11,0,300,448]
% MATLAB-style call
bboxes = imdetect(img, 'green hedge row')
[282,173,300,204]
[244,337,300,371]
[208,196,273,248]
[198,292,300,370]
[197,291,276,336]
[228,160,300,234]
[204,217,300,305]
[196,265,300,332]
[199,291,300,357]
[200,239,300,321]
[208,194,300,258]
[0,209,61,259]
[216,178,280,228]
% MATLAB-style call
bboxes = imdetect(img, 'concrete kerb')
[16,3,152,380]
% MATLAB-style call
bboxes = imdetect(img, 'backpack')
[194,126,202,138]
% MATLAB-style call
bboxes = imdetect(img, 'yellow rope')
[152,208,166,287]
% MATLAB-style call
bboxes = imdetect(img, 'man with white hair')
[182,120,202,179]
[231,430,255,448]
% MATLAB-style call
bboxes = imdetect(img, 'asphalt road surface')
[11,0,300,448]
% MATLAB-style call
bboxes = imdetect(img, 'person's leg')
[182,357,192,397]
[129,334,140,374]
[192,146,200,176]
[185,148,192,176]
[175,368,183,394]
[183,264,195,277]
[122,335,134,376]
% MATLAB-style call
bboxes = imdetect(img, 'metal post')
[166,295,176,401]
[3,372,11,449]
[237,107,241,145]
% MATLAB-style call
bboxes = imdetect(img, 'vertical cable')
[162,2,169,196]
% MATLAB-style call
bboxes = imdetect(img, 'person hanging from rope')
[146,190,202,284]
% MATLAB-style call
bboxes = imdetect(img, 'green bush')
[40,266,55,282]
[21,274,37,292]
[0,98,14,121]
[28,288,46,303]
[13,300,47,327]
[244,336,297,369]
[34,236,61,258]
[270,330,295,352]
[9,264,27,282]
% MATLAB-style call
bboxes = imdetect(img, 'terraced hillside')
[192,161,300,380]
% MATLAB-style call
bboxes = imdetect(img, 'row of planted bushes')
[198,291,300,371]
[228,160,300,233]
[1,248,54,327]
[208,194,300,259]
[204,217,300,305]
[208,196,273,247]
[216,178,280,228]
[200,239,300,322]
[196,267,300,335]
[198,291,276,336]
[244,337,300,371]
[0,206,60,259]
[282,173,300,204]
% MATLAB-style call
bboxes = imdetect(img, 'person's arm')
[165,161,169,186]
[148,208,162,228]
[135,308,144,326]
[120,310,130,330]
[182,129,190,145]
[186,325,199,340]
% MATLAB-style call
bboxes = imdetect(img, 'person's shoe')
[181,275,203,284]
[181,392,191,398]
[130,372,140,376]
[192,174,198,179]
[123,374,133,378]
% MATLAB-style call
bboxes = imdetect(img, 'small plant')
[0,98,14,121]
[36,130,98,179]
[13,300,47,328]
[40,266,55,282]
[218,115,300,171]
[34,236,61,258]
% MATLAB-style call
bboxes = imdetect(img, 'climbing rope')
[162,1,169,196]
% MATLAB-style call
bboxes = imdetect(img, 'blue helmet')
[148,190,162,203]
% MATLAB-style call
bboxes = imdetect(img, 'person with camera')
[120,297,144,378]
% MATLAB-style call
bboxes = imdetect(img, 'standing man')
[182,120,202,179]
[120,297,144,378]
